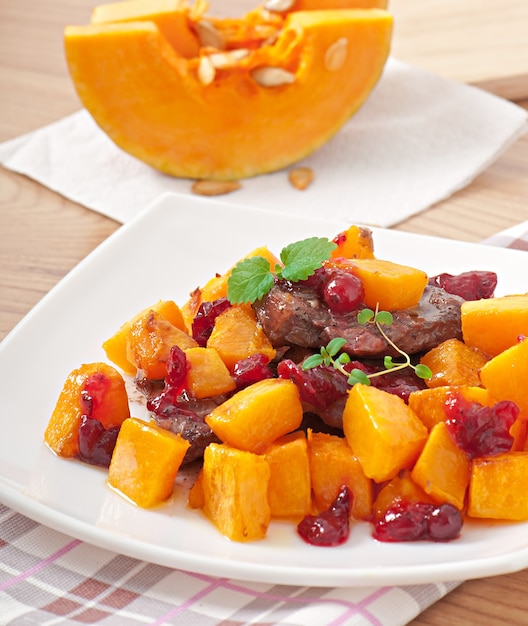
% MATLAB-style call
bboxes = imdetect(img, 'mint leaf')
[279,237,337,282]
[227,256,274,304]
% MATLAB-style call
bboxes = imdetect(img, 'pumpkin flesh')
[64,7,392,179]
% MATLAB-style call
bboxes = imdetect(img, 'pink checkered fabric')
[1,222,527,625]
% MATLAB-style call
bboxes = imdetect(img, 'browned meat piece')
[254,282,463,358]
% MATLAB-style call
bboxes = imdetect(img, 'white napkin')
[1,58,526,227]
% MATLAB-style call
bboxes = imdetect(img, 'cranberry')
[444,393,518,458]
[429,271,497,301]
[77,415,120,467]
[297,486,352,546]
[165,345,190,393]
[373,501,462,542]
[81,373,110,417]
[192,298,231,346]
[427,503,464,541]
[322,270,364,315]
[233,353,272,389]
[277,359,349,409]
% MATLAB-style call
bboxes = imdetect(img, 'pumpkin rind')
[64,8,392,179]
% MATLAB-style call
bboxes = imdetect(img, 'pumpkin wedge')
[64,6,392,179]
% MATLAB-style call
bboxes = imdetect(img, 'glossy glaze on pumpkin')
[64,4,392,179]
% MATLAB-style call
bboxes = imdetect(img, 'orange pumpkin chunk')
[184,347,236,399]
[206,304,276,372]
[187,468,204,509]
[45,362,130,457]
[408,385,494,431]
[206,378,303,454]
[420,338,488,388]
[202,443,271,542]
[411,421,470,510]
[326,258,428,310]
[468,452,528,520]
[265,431,311,518]
[479,338,528,416]
[126,309,198,379]
[343,384,428,482]
[461,294,528,357]
[103,300,186,374]
[372,470,434,521]
[108,417,190,507]
[329,225,375,260]
[307,430,372,520]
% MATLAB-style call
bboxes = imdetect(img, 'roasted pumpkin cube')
[187,469,204,509]
[408,385,494,431]
[265,431,311,518]
[372,470,435,521]
[307,430,373,520]
[184,347,236,399]
[479,338,528,416]
[126,309,197,380]
[206,304,276,372]
[102,300,186,374]
[411,421,470,510]
[325,257,427,310]
[205,378,303,454]
[330,225,375,260]
[108,417,190,508]
[44,362,130,457]
[461,294,528,357]
[202,443,271,542]
[468,452,528,520]
[343,384,428,482]
[420,338,489,388]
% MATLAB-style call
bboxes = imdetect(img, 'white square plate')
[1,193,528,587]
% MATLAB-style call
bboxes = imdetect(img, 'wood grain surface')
[1,1,528,623]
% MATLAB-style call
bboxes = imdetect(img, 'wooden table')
[1,1,528,623]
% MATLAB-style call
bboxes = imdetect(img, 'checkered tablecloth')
[1,221,527,625]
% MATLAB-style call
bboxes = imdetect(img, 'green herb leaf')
[357,308,374,325]
[227,256,274,304]
[375,310,393,326]
[302,354,324,370]
[347,369,371,386]
[384,355,396,370]
[414,363,433,380]
[336,352,351,365]
[279,237,337,282]
[326,337,347,357]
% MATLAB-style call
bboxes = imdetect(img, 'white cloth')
[1,58,526,227]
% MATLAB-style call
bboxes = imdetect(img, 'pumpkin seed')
[251,66,296,87]
[288,167,314,190]
[209,49,250,69]
[263,0,295,12]
[191,179,242,196]
[197,55,216,86]
[195,20,226,50]
[324,38,348,72]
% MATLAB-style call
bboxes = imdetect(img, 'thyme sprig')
[302,305,432,386]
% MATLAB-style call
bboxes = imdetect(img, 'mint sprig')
[227,237,337,305]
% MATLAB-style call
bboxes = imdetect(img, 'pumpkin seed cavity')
[251,66,296,87]
[209,49,250,69]
[195,20,226,50]
[197,55,216,86]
